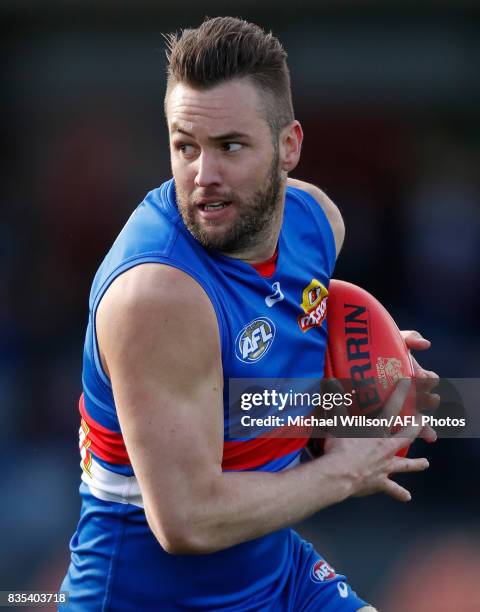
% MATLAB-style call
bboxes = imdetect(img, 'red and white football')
[309,279,415,457]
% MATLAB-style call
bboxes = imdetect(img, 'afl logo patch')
[310,559,336,583]
[235,317,276,363]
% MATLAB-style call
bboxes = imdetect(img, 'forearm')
[148,454,355,554]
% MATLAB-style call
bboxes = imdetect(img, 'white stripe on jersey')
[81,458,144,507]
[82,452,302,508]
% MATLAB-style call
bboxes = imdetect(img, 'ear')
[279,121,303,172]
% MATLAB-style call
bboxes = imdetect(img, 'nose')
[194,151,222,188]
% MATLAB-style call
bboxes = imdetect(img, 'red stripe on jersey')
[79,394,131,465]
[222,434,309,471]
[79,393,309,471]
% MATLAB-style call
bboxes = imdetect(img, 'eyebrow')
[171,124,249,142]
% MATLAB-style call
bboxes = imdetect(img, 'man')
[60,17,436,611]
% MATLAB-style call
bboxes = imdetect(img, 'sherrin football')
[309,279,415,458]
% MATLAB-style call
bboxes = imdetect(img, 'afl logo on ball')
[235,317,276,363]
[310,559,336,583]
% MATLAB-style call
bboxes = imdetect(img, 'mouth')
[198,201,232,211]
[196,200,233,220]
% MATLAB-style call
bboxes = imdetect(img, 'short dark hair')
[164,16,294,135]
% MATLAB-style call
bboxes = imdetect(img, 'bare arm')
[287,177,345,257]
[97,264,428,555]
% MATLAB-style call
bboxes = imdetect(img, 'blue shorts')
[60,484,369,611]
[278,536,368,612]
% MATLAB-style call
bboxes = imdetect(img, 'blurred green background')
[2,1,480,610]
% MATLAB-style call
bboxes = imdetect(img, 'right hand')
[322,379,431,502]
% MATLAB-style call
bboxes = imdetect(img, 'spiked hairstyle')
[164,16,294,135]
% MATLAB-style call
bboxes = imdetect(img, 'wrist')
[313,452,358,503]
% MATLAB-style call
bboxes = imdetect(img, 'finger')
[420,424,437,443]
[411,355,424,377]
[383,378,412,419]
[400,330,431,351]
[415,377,440,398]
[423,369,439,381]
[388,456,430,474]
[424,392,441,411]
[320,378,350,418]
[411,356,437,380]
[321,377,346,395]
[414,390,441,415]
[408,369,440,414]
[410,357,439,390]
[382,477,412,502]
[415,372,438,383]
[389,422,424,452]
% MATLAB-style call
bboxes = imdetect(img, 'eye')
[221,142,242,153]
[177,143,197,157]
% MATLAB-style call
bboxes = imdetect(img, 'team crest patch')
[310,559,336,583]
[235,317,275,363]
[298,279,329,332]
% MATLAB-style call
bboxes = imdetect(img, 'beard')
[175,147,282,254]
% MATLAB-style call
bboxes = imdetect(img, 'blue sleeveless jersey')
[62,179,338,611]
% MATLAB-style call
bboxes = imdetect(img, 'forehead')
[166,78,270,138]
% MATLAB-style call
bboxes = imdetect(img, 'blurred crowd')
[1,3,479,609]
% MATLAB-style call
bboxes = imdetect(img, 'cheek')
[237,162,269,193]
[171,158,194,188]
[228,155,266,187]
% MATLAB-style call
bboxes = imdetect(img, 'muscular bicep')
[96,264,224,543]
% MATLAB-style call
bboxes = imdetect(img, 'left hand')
[400,330,439,443]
